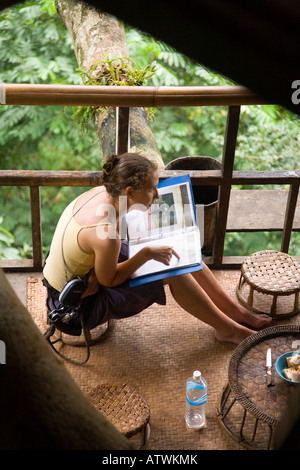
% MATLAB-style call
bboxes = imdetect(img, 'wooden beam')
[3,84,271,107]
[0,259,35,271]
[213,106,241,265]
[1,168,299,272]
[231,170,300,185]
[227,189,300,232]
[2,255,299,272]
[1,169,298,187]
[0,170,103,187]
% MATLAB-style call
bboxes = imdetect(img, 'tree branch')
[55,0,164,166]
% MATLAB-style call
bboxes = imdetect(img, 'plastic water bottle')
[185,370,207,429]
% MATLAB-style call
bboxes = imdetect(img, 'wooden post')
[213,106,241,266]
[281,182,299,253]
[116,107,130,154]
[30,186,43,270]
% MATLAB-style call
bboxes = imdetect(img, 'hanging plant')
[70,56,157,134]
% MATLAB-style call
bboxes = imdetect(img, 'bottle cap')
[193,370,201,379]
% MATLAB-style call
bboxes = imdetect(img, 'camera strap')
[45,188,104,365]
[61,189,103,284]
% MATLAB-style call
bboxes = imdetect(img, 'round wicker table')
[217,325,300,450]
[86,383,150,448]
[236,250,300,318]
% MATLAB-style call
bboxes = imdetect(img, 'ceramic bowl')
[275,352,299,384]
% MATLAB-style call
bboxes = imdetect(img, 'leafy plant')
[71,56,156,133]
[77,56,156,86]
[0,217,21,259]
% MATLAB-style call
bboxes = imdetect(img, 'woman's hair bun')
[101,152,158,198]
[102,154,120,180]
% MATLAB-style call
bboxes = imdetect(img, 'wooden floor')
[6,271,31,308]
[5,268,300,450]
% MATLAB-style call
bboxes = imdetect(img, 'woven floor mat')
[26,271,299,450]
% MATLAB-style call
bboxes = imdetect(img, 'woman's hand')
[143,245,180,266]
[81,268,100,298]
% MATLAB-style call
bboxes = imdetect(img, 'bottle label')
[186,384,207,406]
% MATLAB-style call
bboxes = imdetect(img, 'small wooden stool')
[236,250,300,318]
[86,383,150,448]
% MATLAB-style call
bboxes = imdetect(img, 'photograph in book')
[126,175,203,286]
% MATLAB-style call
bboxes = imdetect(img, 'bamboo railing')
[0,84,299,271]
[2,84,270,107]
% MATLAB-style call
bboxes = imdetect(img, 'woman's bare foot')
[191,266,272,330]
[224,305,272,330]
[215,323,256,345]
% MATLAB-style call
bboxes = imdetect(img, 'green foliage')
[0,1,299,259]
[126,27,233,162]
[0,0,98,169]
[236,106,300,176]
[0,216,21,259]
[70,56,156,134]
[0,0,101,257]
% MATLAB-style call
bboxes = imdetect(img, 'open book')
[126,175,203,286]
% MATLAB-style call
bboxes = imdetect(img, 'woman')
[43,152,271,343]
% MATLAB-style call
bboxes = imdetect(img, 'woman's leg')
[192,263,272,329]
[164,273,255,344]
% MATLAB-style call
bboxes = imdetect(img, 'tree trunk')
[55,0,164,167]
[0,269,133,449]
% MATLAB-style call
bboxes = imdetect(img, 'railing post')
[281,182,299,253]
[213,106,241,266]
[116,107,130,154]
[30,186,43,270]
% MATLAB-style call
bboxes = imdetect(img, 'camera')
[59,277,86,308]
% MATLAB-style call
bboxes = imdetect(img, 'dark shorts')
[44,241,166,332]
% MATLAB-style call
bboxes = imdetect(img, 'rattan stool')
[236,250,300,318]
[86,383,150,448]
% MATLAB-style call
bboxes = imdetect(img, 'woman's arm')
[93,237,179,288]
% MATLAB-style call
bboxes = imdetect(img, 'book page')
[129,228,201,279]
[126,175,202,283]
[127,180,196,242]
